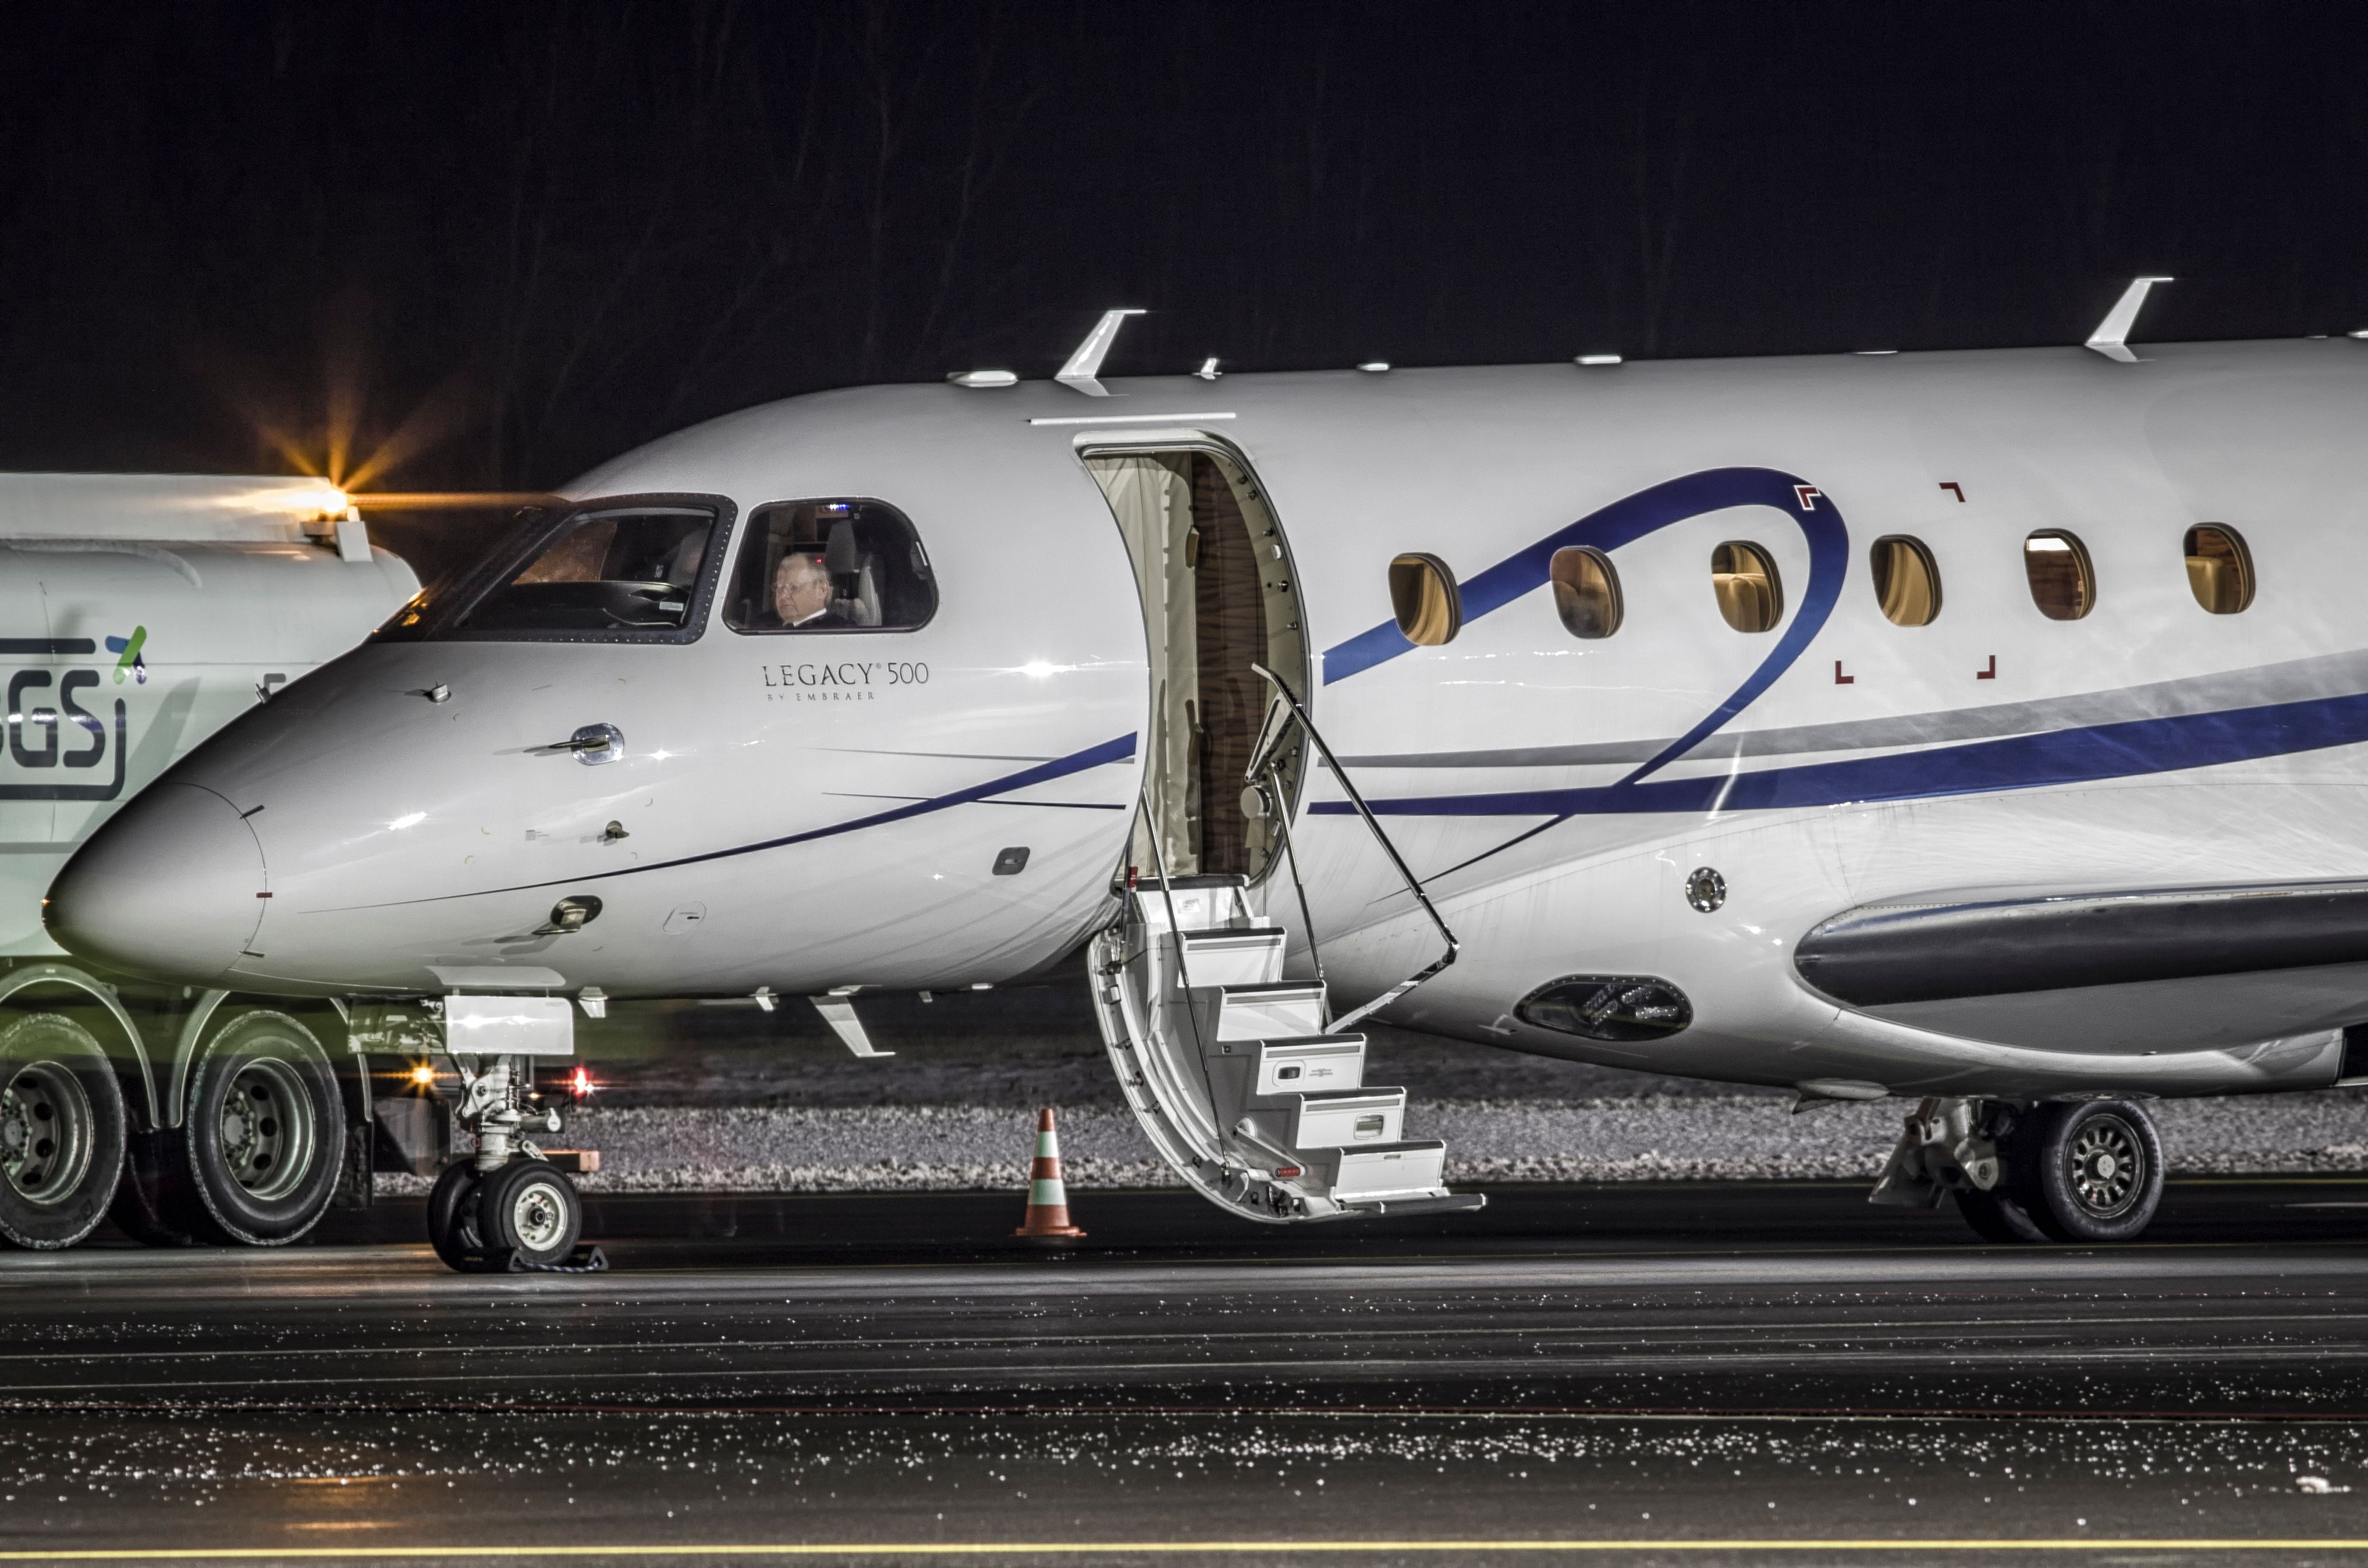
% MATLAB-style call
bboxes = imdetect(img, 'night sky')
[2,2,2360,502]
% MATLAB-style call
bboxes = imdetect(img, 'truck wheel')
[0,1013,127,1249]
[2026,1099,2164,1243]
[183,1011,345,1246]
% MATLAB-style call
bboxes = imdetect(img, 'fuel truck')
[1,474,422,1247]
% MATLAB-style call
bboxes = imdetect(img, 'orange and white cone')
[1012,1107,1086,1239]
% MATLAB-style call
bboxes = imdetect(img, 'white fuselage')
[46,339,2368,1103]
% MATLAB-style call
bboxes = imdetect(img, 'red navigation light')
[570,1065,597,1098]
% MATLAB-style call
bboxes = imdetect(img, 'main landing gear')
[424,1051,600,1273]
[1872,1096,2165,1243]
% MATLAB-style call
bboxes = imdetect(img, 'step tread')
[1340,1192,1487,1217]
[1272,1086,1406,1106]
[1209,980,1326,998]
[1180,926,1285,944]
[1329,1138,1447,1158]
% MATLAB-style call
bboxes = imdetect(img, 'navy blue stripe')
[1313,693,2368,820]
[545,733,1140,882]
[338,733,1141,909]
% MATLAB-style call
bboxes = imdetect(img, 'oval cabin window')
[1869,535,1941,627]
[2023,529,2094,620]
[1710,541,1783,633]
[1389,553,1461,646]
[1549,546,1623,639]
[2184,524,2255,614]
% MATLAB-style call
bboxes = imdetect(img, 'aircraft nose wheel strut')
[425,1050,605,1272]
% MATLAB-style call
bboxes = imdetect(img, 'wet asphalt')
[9,1180,2368,1564]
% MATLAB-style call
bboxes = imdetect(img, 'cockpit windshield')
[374,495,732,643]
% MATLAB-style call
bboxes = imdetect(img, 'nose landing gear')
[425,1050,602,1272]
[1874,1096,2165,1243]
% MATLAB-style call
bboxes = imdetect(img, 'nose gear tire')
[477,1160,584,1268]
[427,1159,498,1272]
[0,1012,127,1250]
[181,1011,345,1246]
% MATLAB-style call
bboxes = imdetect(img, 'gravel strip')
[381,1090,2368,1195]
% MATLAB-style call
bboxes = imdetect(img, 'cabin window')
[436,498,729,642]
[1389,553,1461,646]
[1869,535,1942,627]
[2184,524,2255,614]
[724,499,936,633]
[1549,546,1623,639]
[2023,529,2094,620]
[1710,541,1783,633]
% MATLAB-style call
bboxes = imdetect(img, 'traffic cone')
[1012,1107,1086,1240]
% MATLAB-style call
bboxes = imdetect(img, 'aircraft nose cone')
[45,784,268,985]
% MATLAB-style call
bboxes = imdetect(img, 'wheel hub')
[218,1057,314,1203]
[2067,1114,2143,1218]
[0,1061,93,1206]
[509,1178,568,1251]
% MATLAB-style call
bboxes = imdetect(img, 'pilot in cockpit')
[771,550,853,630]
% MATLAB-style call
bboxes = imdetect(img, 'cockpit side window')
[723,499,936,634]
[378,495,732,643]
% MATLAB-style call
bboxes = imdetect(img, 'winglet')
[2086,276,2172,362]
[1056,309,1146,396]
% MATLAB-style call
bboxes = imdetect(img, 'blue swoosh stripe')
[360,733,1141,907]
[576,732,1141,877]
[1321,467,1844,698]
[1311,694,2368,820]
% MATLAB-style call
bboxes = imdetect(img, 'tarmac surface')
[9,1180,2368,1563]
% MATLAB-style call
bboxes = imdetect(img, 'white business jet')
[46,280,2368,1263]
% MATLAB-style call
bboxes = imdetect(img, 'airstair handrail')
[1248,663,1457,1032]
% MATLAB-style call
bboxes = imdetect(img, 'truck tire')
[0,1012,128,1249]
[183,1011,345,1246]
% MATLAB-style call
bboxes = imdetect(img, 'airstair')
[1089,669,1485,1225]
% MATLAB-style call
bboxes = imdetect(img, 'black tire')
[111,1128,205,1246]
[0,1012,128,1249]
[182,1011,344,1246]
[2025,1099,2163,1243]
[427,1159,495,1271]
[477,1160,583,1267]
[1954,1185,2050,1243]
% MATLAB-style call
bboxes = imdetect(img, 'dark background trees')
[0,2,2359,496]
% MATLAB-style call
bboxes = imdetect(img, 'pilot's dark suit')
[787,606,855,631]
